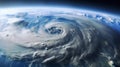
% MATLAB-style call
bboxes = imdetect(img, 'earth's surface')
[0,7,120,67]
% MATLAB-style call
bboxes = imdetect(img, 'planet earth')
[0,7,120,67]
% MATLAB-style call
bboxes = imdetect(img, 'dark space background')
[0,0,120,15]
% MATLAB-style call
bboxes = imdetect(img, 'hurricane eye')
[45,26,63,34]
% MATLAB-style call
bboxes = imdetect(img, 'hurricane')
[0,7,120,67]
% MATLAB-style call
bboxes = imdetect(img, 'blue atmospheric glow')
[0,4,119,17]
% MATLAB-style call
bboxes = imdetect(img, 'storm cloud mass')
[0,7,120,67]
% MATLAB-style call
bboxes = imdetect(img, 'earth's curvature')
[0,7,120,67]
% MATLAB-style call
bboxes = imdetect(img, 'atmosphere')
[0,0,120,15]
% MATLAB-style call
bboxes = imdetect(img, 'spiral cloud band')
[0,7,120,67]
